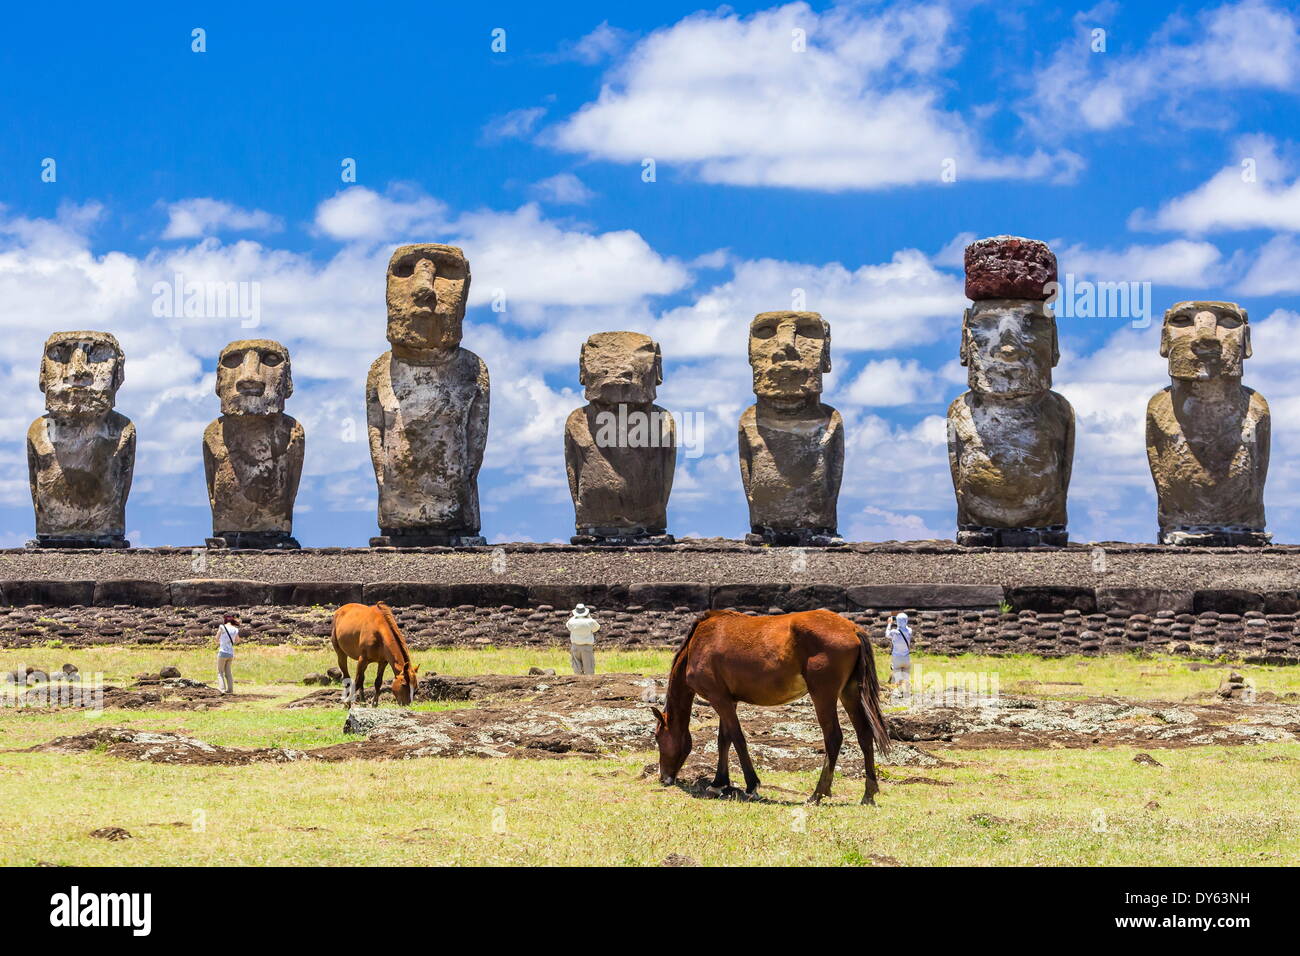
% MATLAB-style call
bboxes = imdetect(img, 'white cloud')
[1055,239,1225,286]
[547,2,1077,190]
[847,505,945,542]
[1132,136,1300,234]
[643,250,965,362]
[162,198,282,239]
[842,358,943,407]
[314,185,449,241]
[1028,1,1300,133]
[482,107,547,142]
[558,22,632,64]
[1237,235,1300,294]
[530,172,596,205]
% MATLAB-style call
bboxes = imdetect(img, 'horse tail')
[855,626,891,756]
[374,602,411,670]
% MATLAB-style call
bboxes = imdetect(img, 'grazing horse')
[652,609,891,805]
[330,602,420,706]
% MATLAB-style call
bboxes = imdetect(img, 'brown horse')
[330,602,420,706]
[652,609,891,804]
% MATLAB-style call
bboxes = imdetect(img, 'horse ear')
[650,706,665,728]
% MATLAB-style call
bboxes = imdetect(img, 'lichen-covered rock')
[366,245,489,547]
[203,340,304,549]
[949,238,1074,547]
[1146,302,1270,546]
[27,331,135,548]
[739,312,843,546]
[565,332,675,544]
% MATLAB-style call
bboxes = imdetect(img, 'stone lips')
[964,235,1057,301]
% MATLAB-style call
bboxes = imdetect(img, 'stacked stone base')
[2,598,1298,663]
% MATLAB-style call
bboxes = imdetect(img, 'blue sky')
[3,0,1300,547]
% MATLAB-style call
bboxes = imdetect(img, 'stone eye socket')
[1168,314,1195,327]
[751,324,777,340]
[1217,314,1243,330]
[260,351,284,367]
[220,352,246,369]
[391,261,416,279]
[796,320,823,338]
[46,342,114,363]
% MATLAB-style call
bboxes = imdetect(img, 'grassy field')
[1,646,1297,866]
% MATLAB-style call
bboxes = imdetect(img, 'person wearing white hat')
[887,612,913,697]
[566,604,601,675]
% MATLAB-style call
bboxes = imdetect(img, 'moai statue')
[26,331,135,548]
[367,244,489,547]
[202,340,305,549]
[565,332,676,545]
[948,236,1074,547]
[1146,301,1270,546]
[739,311,844,546]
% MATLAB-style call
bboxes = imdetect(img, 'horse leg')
[372,660,386,707]
[335,647,354,705]
[354,660,369,706]
[841,681,881,806]
[706,723,731,796]
[808,686,843,805]
[712,697,759,798]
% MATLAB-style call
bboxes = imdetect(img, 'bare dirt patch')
[19,674,1300,770]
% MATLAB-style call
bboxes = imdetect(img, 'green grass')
[1,646,1297,865]
[1,743,1295,866]
[4,644,1296,700]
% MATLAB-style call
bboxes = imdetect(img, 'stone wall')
[2,543,1298,661]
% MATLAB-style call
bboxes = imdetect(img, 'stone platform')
[1,540,1298,661]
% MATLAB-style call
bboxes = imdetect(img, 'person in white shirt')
[565,604,600,675]
[887,612,912,697]
[216,614,240,694]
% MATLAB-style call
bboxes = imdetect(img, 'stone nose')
[236,353,266,392]
[65,348,93,382]
[411,260,438,303]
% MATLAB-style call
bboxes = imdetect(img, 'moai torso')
[204,415,304,535]
[565,404,675,534]
[1145,302,1269,544]
[28,411,135,539]
[27,331,135,545]
[947,237,1073,546]
[367,348,489,533]
[738,311,843,544]
[739,403,843,534]
[564,331,675,541]
[947,390,1073,531]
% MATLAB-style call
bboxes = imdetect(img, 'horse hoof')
[703,785,726,799]
[806,793,824,805]
[861,795,877,806]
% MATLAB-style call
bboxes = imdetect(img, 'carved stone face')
[385,244,470,351]
[216,339,292,415]
[961,300,1058,397]
[748,311,830,402]
[579,332,661,405]
[1161,301,1249,382]
[40,331,124,417]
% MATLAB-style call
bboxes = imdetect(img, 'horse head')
[390,662,420,706]
[651,706,691,785]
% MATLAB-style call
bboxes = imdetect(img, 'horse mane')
[374,602,413,672]
[663,610,738,719]
[669,610,724,676]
